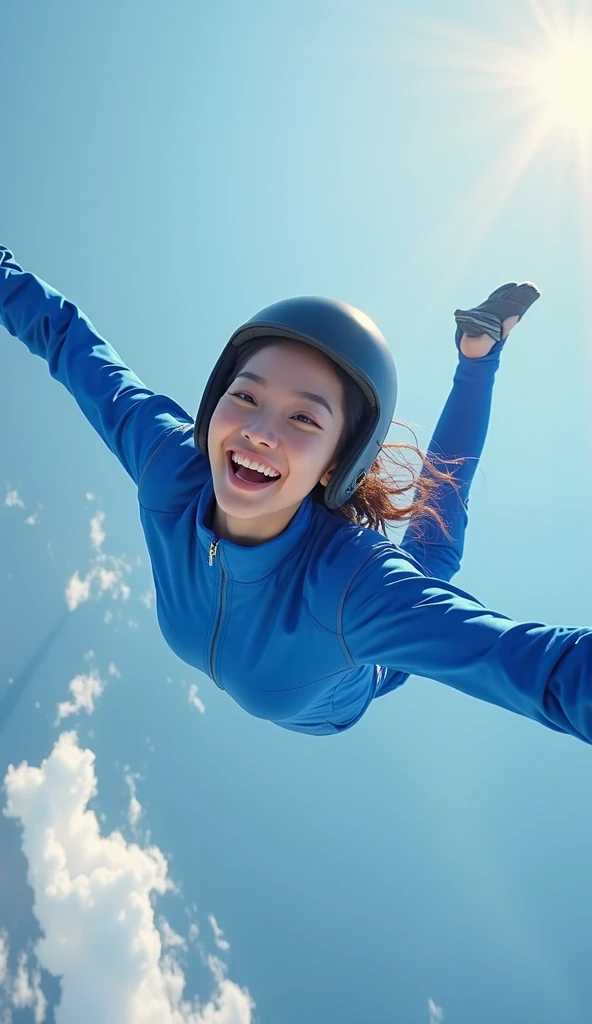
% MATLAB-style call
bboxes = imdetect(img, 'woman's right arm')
[0,245,195,489]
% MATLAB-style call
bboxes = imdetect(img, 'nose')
[241,422,279,448]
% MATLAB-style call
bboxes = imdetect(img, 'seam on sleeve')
[335,551,378,667]
[137,422,194,494]
[336,546,427,666]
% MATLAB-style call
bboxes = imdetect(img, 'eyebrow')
[233,371,334,417]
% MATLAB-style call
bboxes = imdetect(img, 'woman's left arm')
[400,339,504,582]
[342,548,592,745]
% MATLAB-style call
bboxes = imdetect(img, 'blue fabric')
[3,246,592,741]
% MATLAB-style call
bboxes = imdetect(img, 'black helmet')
[194,296,398,509]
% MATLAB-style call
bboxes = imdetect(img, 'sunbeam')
[521,29,592,137]
[0,610,71,740]
[386,2,592,169]
[369,0,592,315]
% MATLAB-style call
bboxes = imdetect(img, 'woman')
[2,244,588,742]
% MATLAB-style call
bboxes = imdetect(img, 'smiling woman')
[5,240,592,747]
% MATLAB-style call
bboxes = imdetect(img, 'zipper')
[208,539,219,566]
[207,538,226,690]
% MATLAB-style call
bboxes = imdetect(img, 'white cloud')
[108,662,122,678]
[4,489,24,508]
[0,939,47,1024]
[128,794,142,829]
[124,770,143,830]
[208,916,230,953]
[188,685,205,715]
[64,552,133,611]
[3,487,42,522]
[95,561,132,600]
[428,997,444,1023]
[65,570,92,611]
[0,931,8,984]
[63,510,133,611]
[90,511,106,551]
[11,952,47,1023]
[3,733,255,1024]
[160,920,186,951]
[55,669,105,723]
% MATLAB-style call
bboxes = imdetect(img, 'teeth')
[231,452,280,478]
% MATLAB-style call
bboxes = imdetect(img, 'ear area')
[319,462,338,488]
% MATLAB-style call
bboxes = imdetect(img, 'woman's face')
[207,341,346,546]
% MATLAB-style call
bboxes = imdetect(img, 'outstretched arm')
[0,245,195,492]
[399,338,503,581]
[400,282,539,582]
[343,547,592,745]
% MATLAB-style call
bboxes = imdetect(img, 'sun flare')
[525,32,592,135]
[383,3,592,280]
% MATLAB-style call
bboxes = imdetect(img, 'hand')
[459,315,520,358]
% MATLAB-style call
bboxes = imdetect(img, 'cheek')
[289,437,332,475]
[208,399,236,445]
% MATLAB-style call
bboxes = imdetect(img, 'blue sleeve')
[400,343,502,581]
[0,246,195,489]
[342,550,592,744]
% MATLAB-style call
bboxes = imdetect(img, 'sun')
[378,4,592,278]
[523,30,592,136]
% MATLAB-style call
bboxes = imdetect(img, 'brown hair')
[232,339,468,541]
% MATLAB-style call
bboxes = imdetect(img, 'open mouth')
[227,452,281,490]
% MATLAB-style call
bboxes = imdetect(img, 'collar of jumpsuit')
[198,475,316,582]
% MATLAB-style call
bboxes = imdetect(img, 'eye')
[230,392,320,428]
[293,413,318,426]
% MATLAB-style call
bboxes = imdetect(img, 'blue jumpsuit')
[2,246,592,740]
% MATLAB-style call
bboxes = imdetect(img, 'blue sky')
[1,1,592,1021]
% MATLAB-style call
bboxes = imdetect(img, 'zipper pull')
[208,539,219,566]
